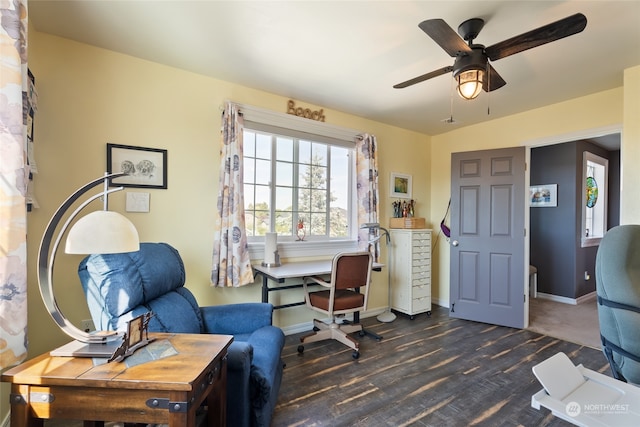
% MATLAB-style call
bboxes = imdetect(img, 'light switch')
[126,192,150,213]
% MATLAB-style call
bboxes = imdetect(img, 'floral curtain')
[0,0,29,369]
[356,134,381,260]
[211,102,254,287]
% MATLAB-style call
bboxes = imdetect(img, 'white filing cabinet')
[389,229,432,319]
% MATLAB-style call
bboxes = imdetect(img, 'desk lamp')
[360,223,395,323]
[38,173,141,358]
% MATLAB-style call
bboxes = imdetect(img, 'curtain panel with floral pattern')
[356,134,381,260]
[211,102,254,287]
[0,0,29,369]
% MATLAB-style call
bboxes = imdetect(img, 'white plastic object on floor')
[531,352,640,426]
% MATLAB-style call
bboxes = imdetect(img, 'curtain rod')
[220,100,366,142]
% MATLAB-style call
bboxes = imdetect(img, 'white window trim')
[581,151,608,248]
[235,102,361,144]
[232,101,363,260]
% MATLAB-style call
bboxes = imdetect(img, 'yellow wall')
[25,30,430,358]
[621,65,640,224]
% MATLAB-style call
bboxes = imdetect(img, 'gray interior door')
[450,147,526,328]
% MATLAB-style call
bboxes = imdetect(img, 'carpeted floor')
[527,295,601,349]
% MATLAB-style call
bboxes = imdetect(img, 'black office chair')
[297,251,373,359]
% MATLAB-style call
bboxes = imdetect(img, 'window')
[243,128,353,241]
[581,151,608,247]
[232,102,362,260]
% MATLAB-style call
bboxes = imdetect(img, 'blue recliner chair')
[595,224,640,385]
[78,242,285,427]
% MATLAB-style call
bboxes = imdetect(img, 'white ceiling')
[29,1,640,140]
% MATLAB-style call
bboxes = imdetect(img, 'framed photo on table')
[107,143,167,189]
[390,172,412,199]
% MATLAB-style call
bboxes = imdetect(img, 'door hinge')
[451,302,455,313]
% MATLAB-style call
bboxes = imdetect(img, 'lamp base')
[377,310,397,323]
[50,338,124,358]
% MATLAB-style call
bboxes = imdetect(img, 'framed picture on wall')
[107,143,167,189]
[390,172,412,199]
[530,184,557,207]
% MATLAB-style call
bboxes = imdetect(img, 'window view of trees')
[244,129,350,240]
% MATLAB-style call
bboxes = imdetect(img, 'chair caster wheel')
[297,345,304,354]
[427,311,432,317]
[358,331,365,337]
[352,351,360,359]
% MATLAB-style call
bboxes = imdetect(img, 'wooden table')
[1,333,233,427]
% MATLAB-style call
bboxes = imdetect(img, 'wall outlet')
[81,319,95,332]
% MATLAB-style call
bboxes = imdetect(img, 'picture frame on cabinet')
[390,172,412,199]
[107,143,167,189]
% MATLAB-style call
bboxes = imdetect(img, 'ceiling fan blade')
[419,19,471,57]
[393,66,453,89]
[483,64,506,92]
[485,13,587,61]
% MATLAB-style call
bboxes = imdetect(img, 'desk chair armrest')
[303,276,331,287]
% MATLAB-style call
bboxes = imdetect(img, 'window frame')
[243,128,354,243]
[581,151,608,248]
[235,102,362,260]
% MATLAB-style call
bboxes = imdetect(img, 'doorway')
[527,130,621,343]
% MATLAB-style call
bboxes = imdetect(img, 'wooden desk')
[2,333,233,427]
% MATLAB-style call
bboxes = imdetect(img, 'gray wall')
[530,141,620,299]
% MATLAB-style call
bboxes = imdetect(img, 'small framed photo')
[107,143,167,189]
[390,172,412,199]
[127,314,144,347]
[530,184,557,207]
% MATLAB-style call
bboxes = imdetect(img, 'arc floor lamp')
[37,173,141,358]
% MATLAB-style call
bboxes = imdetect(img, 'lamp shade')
[456,69,485,100]
[65,210,140,254]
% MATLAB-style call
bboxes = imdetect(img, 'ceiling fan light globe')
[456,69,484,100]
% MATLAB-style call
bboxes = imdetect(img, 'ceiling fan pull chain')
[449,74,455,121]
[486,61,491,116]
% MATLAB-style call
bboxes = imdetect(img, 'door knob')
[451,240,459,246]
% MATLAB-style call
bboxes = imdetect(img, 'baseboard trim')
[536,291,596,305]
[1,412,9,427]
[432,297,449,308]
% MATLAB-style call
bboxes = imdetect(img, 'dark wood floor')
[272,305,610,427]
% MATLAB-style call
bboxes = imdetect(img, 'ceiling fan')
[394,13,587,100]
